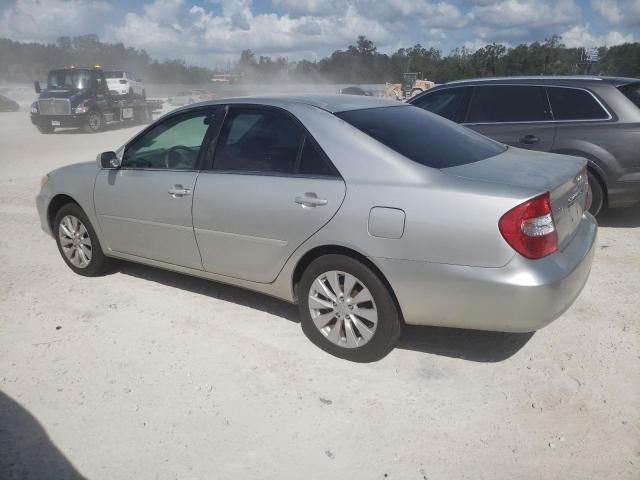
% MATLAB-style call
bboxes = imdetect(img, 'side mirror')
[34,81,41,94]
[98,151,121,169]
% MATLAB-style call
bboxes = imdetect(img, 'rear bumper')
[375,214,597,332]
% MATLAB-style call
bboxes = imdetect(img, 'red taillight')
[499,192,558,259]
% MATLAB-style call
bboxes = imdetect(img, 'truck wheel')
[128,88,134,99]
[37,124,55,134]
[84,112,103,133]
[141,89,147,100]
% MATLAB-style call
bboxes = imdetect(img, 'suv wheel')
[37,123,55,134]
[298,254,401,362]
[587,171,604,216]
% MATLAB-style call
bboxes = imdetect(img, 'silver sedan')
[36,95,597,361]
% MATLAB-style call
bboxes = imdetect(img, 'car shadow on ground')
[119,263,534,362]
[397,326,534,362]
[0,391,88,480]
[118,262,301,323]
[596,204,640,228]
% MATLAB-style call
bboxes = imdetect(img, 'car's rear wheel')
[54,204,113,277]
[587,171,604,216]
[298,254,401,362]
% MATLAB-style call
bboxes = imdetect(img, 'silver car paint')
[36,95,597,332]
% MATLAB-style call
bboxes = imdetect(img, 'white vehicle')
[105,71,146,99]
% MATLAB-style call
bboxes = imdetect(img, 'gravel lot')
[0,110,638,480]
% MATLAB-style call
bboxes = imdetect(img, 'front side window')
[466,85,550,123]
[338,105,506,169]
[412,87,470,122]
[123,111,212,170]
[547,87,609,120]
[213,108,304,174]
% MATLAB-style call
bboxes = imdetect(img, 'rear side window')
[547,87,609,120]
[467,85,550,123]
[213,107,338,177]
[337,105,506,169]
[411,87,470,122]
[618,82,640,109]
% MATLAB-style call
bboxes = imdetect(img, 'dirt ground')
[0,110,638,480]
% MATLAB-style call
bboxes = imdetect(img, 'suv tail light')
[499,193,558,259]
[119,79,127,84]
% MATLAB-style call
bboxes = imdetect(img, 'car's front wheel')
[298,254,401,362]
[54,204,113,276]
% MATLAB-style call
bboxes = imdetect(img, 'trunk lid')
[443,147,589,249]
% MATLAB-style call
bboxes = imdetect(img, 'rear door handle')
[519,134,540,145]
[168,185,192,197]
[295,194,328,207]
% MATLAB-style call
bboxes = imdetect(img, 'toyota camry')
[36,95,597,361]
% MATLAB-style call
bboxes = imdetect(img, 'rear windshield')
[105,71,124,79]
[337,105,506,169]
[619,82,640,109]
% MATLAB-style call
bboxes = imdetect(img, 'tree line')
[1,34,639,85]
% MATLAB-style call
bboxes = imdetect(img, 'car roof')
[442,75,639,87]
[191,94,403,113]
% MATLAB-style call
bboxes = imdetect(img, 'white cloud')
[591,0,640,26]
[560,24,634,48]
[0,0,111,42]
[470,0,581,27]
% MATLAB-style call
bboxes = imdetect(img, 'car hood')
[442,146,587,192]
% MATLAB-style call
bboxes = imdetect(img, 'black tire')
[298,254,401,362]
[54,203,113,277]
[141,89,147,100]
[128,88,134,99]
[587,171,604,216]
[37,123,55,134]
[84,111,103,133]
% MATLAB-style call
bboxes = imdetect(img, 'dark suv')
[409,76,640,215]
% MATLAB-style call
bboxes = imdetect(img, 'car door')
[94,107,219,269]
[192,105,346,283]
[463,85,556,152]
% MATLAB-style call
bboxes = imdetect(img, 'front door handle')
[295,194,328,207]
[168,185,192,197]
[519,134,540,145]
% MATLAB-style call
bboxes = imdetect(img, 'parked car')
[168,89,217,106]
[0,94,19,112]
[340,86,372,96]
[104,70,146,99]
[36,95,596,362]
[409,76,640,216]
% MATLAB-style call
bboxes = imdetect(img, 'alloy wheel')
[308,270,378,348]
[58,215,92,268]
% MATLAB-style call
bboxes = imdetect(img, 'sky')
[0,0,638,67]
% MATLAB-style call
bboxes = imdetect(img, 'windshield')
[337,105,506,169]
[47,70,92,90]
[105,70,124,79]
[619,82,640,109]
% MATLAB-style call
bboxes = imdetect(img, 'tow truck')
[30,65,163,134]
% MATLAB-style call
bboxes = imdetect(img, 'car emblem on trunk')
[567,190,579,206]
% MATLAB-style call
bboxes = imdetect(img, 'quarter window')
[123,111,212,170]
[298,137,336,177]
[547,87,609,120]
[466,85,550,123]
[412,87,470,122]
